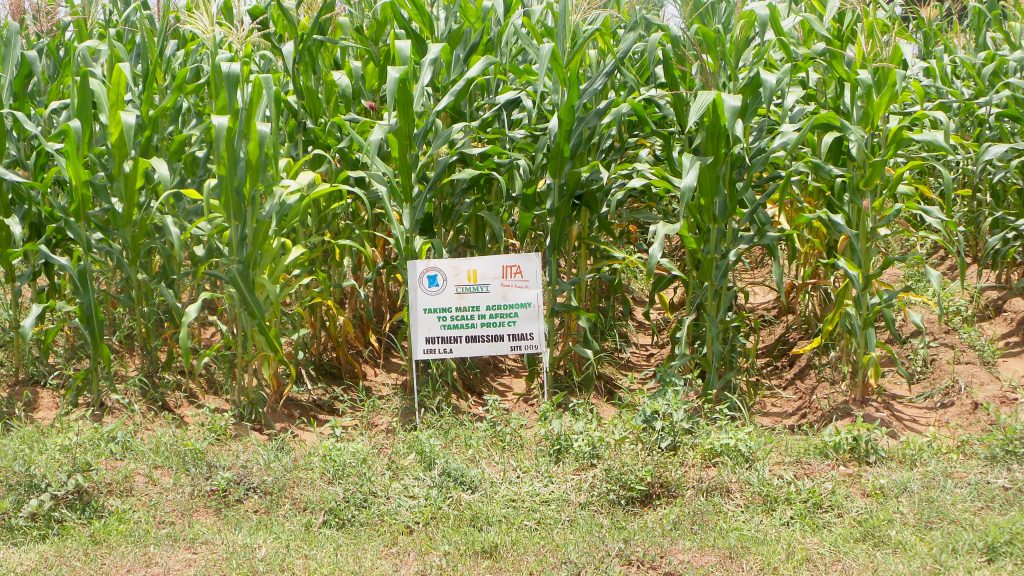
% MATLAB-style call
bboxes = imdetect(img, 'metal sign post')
[407,253,549,425]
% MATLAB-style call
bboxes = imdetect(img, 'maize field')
[0,0,1022,423]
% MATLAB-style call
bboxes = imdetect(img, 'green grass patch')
[0,406,1022,574]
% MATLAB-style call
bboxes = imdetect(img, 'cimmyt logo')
[418,266,448,296]
[455,267,490,294]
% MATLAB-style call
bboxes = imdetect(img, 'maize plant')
[645,0,783,405]
[1,0,1024,420]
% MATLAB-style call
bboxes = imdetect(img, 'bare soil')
[979,284,1024,383]
[2,385,61,424]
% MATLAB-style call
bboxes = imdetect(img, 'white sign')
[408,253,545,360]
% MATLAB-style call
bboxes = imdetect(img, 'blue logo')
[417,266,447,296]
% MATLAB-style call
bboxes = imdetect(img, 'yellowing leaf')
[656,291,673,319]
[791,337,822,355]
[898,292,937,308]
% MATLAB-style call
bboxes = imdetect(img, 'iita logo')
[501,264,526,281]
[418,266,448,296]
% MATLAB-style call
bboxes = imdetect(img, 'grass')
[1,402,1022,575]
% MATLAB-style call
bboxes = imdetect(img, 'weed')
[976,517,1024,564]
[820,418,889,465]
[411,431,483,495]
[477,395,526,445]
[0,394,26,432]
[596,446,669,509]
[200,440,291,505]
[890,431,947,465]
[1,406,1024,573]
[538,399,609,465]
[748,472,844,528]
[906,336,934,386]
[904,266,1002,367]
[202,461,267,505]
[907,377,967,409]
[978,415,1024,464]
[699,423,769,468]
[96,421,139,460]
[196,408,235,444]
[631,387,698,453]
[312,440,386,529]
[0,465,104,535]
[959,326,1002,367]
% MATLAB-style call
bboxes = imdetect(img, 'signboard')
[408,253,545,360]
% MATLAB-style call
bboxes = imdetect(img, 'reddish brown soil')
[2,384,61,424]
[756,309,1017,436]
[754,263,1023,436]
[979,285,1024,383]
